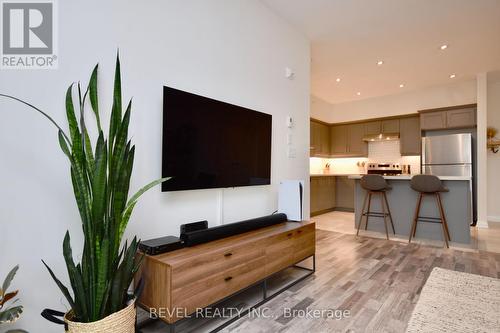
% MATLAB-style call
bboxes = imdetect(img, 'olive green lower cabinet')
[334,176,355,211]
[310,176,336,216]
[310,176,356,216]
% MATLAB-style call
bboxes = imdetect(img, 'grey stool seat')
[410,174,449,193]
[357,175,395,240]
[361,175,393,191]
[409,175,451,248]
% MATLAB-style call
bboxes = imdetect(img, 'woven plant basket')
[63,300,136,333]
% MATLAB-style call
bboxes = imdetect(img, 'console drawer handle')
[224,252,233,257]
[297,230,303,234]
[287,233,293,237]
[224,276,233,282]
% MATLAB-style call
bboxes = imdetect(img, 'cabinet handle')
[297,230,303,234]
[224,252,232,257]
[224,276,233,282]
[287,233,293,237]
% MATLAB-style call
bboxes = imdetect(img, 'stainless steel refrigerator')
[422,133,476,223]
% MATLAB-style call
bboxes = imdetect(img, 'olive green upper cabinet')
[446,107,476,129]
[310,121,319,155]
[330,123,367,157]
[347,123,367,156]
[330,125,348,155]
[320,123,331,155]
[381,119,400,133]
[420,105,476,131]
[420,111,446,130]
[364,121,381,135]
[400,116,421,156]
[310,120,330,157]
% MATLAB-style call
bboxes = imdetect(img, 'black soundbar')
[182,213,288,247]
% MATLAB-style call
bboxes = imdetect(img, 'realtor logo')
[1,0,57,69]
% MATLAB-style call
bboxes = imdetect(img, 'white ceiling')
[262,0,500,104]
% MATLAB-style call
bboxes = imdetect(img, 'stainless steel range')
[367,163,402,176]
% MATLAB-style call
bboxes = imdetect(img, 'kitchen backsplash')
[368,140,421,174]
[310,140,421,174]
[310,157,368,174]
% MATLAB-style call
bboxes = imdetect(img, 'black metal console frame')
[136,254,316,333]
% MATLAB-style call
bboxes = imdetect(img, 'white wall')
[487,72,500,221]
[477,73,488,227]
[310,95,335,121]
[311,80,477,123]
[0,1,310,331]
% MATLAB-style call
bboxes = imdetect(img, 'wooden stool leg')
[357,191,369,236]
[435,193,450,248]
[383,192,396,234]
[437,192,451,241]
[365,192,372,230]
[380,193,389,240]
[413,193,423,237]
[409,193,423,243]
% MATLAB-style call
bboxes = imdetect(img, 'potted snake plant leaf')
[1,54,169,332]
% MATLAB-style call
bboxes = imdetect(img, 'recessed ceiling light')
[399,84,405,88]
[449,74,456,79]
[356,92,361,96]
[377,60,384,66]
[336,78,341,82]
[440,44,448,50]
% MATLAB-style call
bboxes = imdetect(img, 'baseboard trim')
[476,220,489,228]
[333,207,355,213]
[311,207,355,217]
[311,208,335,217]
[487,215,500,223]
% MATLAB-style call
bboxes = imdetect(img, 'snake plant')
[1,54,169,322]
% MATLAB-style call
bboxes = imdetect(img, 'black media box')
[139,236,184,255]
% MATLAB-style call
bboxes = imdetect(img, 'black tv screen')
[162,86,272,192]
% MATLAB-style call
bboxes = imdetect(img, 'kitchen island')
[348,175,473,244]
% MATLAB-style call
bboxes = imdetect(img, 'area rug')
[406,267,500,333]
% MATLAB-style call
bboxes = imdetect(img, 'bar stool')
[409,175,451,248]
[356,175,396,240]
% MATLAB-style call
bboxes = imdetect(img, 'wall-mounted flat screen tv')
[162,86,272,192]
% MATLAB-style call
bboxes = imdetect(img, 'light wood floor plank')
[221,228,500,333]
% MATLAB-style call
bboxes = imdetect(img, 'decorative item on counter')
[323,162,331,174]
[356,161,367,173]
[487,126,500,153]
[402,164,412,174]
[356,161,366,167]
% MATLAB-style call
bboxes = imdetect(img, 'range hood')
[362,133,400,142]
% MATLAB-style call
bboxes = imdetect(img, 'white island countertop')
[348,175,471,181]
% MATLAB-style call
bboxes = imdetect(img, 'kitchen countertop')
[348,175,472,181]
